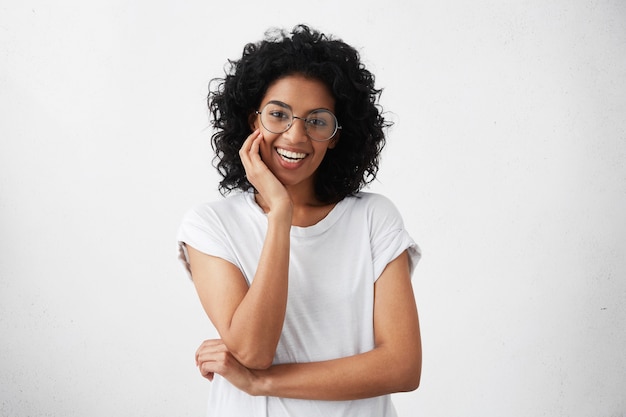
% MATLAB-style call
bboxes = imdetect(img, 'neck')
[254,184,336,228]
[285,182,321,207]
[254,184,321,212]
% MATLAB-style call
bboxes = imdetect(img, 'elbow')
[243,357,274,371]
[396,354,421,392]
[400,372,421,392]
[221,334,277,370]
[234,349,275,370]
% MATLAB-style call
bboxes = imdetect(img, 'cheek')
[313,144,332,159]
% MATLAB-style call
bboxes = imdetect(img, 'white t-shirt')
[177,191,420,417]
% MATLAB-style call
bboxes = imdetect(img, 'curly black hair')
[208,24,390,203]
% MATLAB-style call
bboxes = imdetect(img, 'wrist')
[266,203,293,225]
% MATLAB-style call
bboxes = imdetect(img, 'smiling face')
[250,74,338,198]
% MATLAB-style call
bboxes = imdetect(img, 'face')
[250,74,338,192]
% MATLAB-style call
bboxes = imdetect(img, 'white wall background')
[1,1,625,416]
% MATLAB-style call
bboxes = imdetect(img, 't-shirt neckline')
[244,192,353,237]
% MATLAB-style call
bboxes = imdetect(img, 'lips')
[276,147,307,162]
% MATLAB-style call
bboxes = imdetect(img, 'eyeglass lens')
[260,101,337,141]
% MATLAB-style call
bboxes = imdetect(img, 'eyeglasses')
[255,101,341,142]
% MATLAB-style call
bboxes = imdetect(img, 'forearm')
[224,211,291,368]
[196,252,423,397]
[250,344,421,400]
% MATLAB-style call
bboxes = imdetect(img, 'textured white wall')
[1,1,625,416]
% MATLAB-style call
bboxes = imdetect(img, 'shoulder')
[184,192,251,220]
[353,191,394,205]
[350,192,402,216]
[349,193,420,277]
[178,192,259,247]
[348,192,408,233]
[179,192,258,235]
[177,194,257,271]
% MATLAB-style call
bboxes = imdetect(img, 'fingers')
[195,339,227,365]
[249,129,262,158]
[239,129,266,183]
[239,129,263,166]
[238,130,292,216]
[195,339,232,381]
[198,350,230,378]
[194,339,255,393]
[239,129,273,188]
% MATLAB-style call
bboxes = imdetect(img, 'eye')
[306,117,328,128]
[268,110,290,120]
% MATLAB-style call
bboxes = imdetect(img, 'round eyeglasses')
[255,101,341,142]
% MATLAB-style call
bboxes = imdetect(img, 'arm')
[196,250,422,400]
[188,130,293,370]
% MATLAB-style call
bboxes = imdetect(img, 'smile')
[276,148,307,162]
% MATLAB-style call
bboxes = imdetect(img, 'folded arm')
[187,130,293,370]
[187,204,291,370]
[196,250,422,400]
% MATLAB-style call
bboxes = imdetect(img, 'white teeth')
[277,148,306,161]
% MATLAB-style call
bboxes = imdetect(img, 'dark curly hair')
[208,24,390,203]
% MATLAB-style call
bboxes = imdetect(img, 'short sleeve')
[176,205,240,276]
[369,195,421,281]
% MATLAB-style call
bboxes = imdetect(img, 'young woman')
[177,25,422,417]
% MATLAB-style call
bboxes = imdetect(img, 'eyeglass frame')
[254,101,342,142]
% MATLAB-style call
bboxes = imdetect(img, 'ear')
[248,112,259,131]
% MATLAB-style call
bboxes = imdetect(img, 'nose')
[284,117,309,143]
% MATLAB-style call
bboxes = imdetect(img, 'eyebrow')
[264,100,334,114]
[266,100,291,109]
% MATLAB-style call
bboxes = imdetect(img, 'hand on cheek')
[239,130,292,215]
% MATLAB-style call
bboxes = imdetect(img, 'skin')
[186,74,422,401]
[248,74,340,226]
